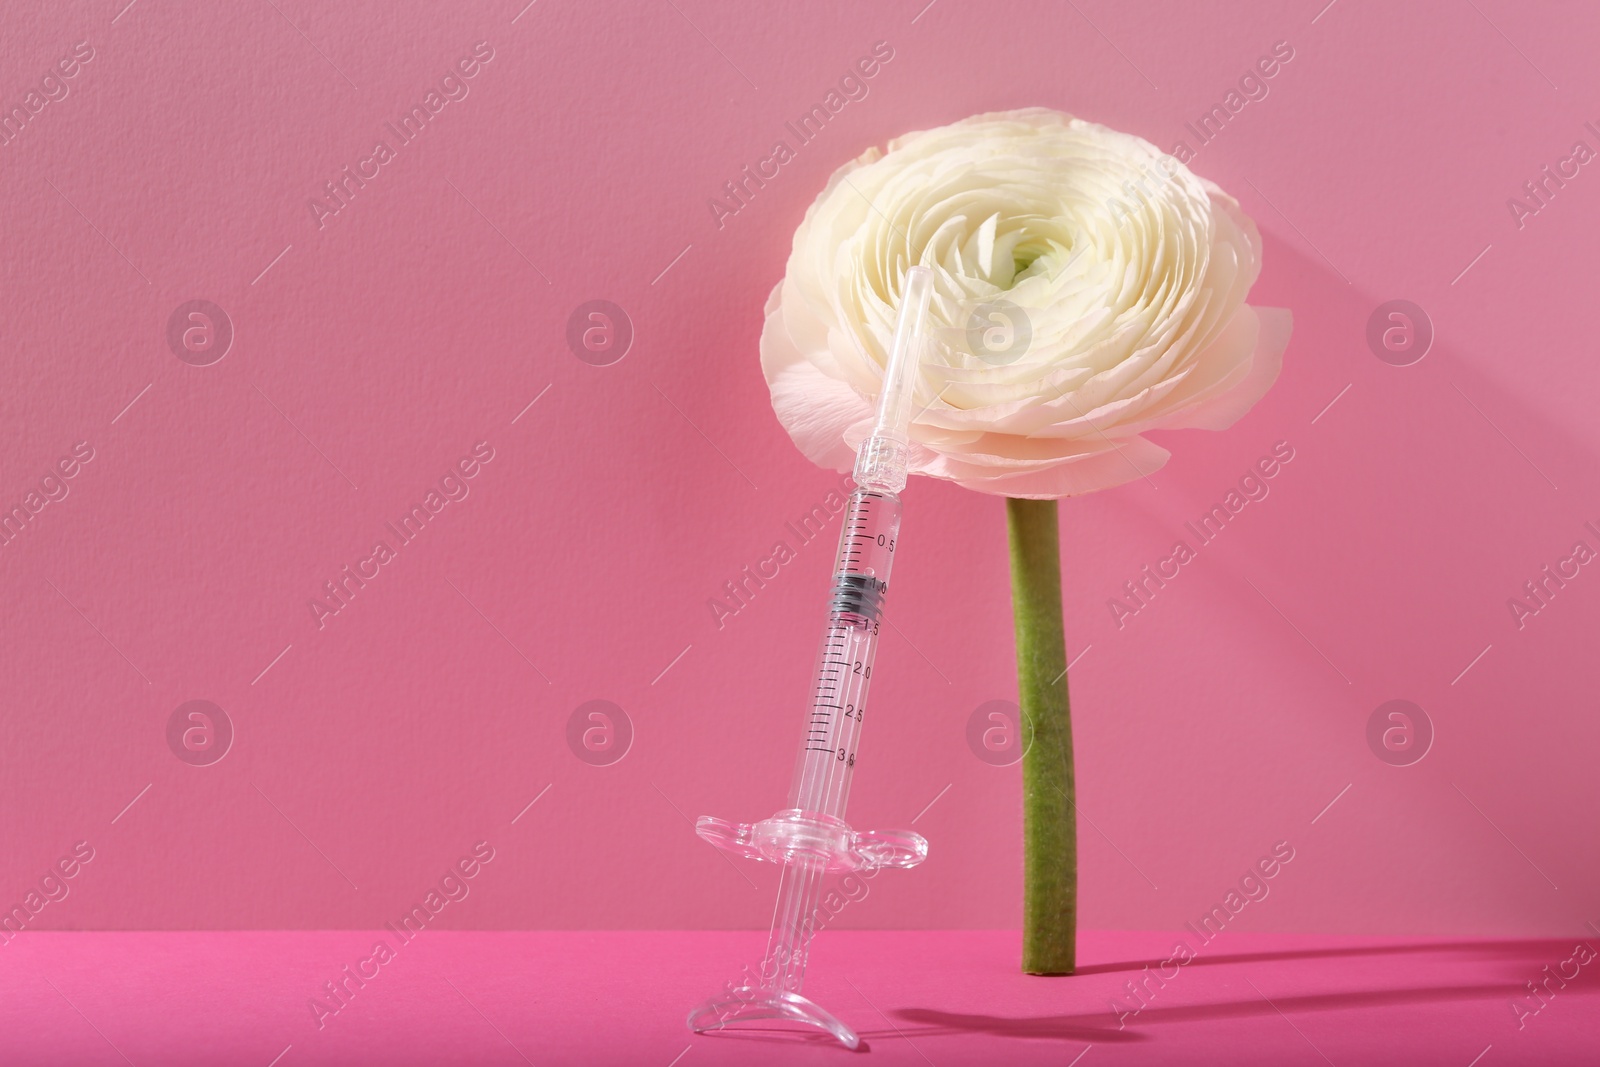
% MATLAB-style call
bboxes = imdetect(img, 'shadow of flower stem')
[1007,496,1078,975]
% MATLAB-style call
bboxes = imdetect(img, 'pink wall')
[2,0,1596,938]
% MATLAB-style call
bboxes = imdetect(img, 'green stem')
[1006,497,1077,975]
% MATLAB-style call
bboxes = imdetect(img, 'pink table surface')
[3,930,1594,1066]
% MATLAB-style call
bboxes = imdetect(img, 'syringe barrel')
[788,486,901,817]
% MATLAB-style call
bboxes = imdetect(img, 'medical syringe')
[687,266,935,1049]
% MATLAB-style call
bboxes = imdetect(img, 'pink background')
[2,0,1597,944]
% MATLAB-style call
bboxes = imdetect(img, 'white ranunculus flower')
[760,107,1292,498]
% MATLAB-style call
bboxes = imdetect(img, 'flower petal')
[760,108,1290,499]
[761,283,872,472]
[1143,306,1291,432]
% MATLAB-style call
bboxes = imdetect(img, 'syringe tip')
[853,267,934,492]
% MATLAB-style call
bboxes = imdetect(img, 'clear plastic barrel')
[788,488,901,817]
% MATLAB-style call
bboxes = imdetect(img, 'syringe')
[687,266,936,1049]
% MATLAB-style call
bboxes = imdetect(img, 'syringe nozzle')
[853,266,934,492]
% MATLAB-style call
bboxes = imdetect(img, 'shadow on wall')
[1079,233,1600,935]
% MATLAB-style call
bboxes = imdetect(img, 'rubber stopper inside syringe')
[828,573,886,620]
